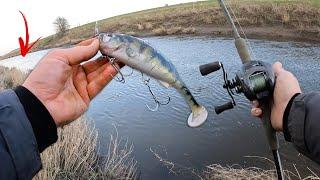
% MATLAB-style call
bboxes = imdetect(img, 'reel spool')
[199,60,275,114]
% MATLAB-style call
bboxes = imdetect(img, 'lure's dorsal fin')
[158,80,170,88]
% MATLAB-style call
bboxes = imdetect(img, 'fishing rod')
[199,0,284,179]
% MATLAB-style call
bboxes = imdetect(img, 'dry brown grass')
[0,66,27,91]
[152,26,167,35]
[96,0,319,35]
[151,148,320,180]
[152,26,196,36]
[203,164,320,180]
[0,66,137,179]
[33,118,137,180]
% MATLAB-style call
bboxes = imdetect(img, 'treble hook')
[141,73,171,111]
[108,57,126,83]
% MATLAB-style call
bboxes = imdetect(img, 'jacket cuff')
[14,86,57,152]
[283,93,309,154]
[283,93,301,142]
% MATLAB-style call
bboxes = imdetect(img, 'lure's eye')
[101,34,112,42]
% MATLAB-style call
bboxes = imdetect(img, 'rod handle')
[261,101,279,150]
[199,61,222,76]
[215,101,234,114]
[235,38,251,64]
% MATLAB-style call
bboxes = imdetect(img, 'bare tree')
[53,17,70,36]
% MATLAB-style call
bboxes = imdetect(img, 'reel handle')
[215,101,234,114]
[199,61,222,76]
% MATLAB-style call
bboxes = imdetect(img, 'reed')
[0,66,27,91]
[33,118,137,180]
[203,164,320,180]
[150,148,320,180]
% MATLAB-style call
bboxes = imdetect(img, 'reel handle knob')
[199,61,222,76]
[215,101,234,114]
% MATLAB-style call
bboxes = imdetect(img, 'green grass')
[311,0,320,6]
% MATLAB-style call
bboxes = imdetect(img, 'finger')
[272,61,283,76]
[73,66,90,105]
[87,63,119,99]
[76,38,96,46]
[87,63,109,82]
[251,108,262,117]
[82,56,109,74]
[86,59,125,82]
[63,38,99,65]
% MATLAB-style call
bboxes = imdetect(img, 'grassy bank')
[2,0,320,59]
[0,66,137,179]
[203,164,320,179]
[150,148,320,179]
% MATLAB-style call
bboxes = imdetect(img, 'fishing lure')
[99,33,208,127]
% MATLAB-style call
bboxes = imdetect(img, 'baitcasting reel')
[199,60,275,114]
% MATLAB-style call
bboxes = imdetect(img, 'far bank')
[2,0,320,59]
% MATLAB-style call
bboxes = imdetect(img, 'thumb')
[272,61,284,76]
[62,38,99,65]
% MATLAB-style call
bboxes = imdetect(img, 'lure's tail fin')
[187,105,208,128]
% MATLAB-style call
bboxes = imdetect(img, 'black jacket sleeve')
[0,89,41,179]
[283,92,320,164]
[0,87,58,179]
[14,86,58,152]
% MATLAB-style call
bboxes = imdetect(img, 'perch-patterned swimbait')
[99,33,207,127]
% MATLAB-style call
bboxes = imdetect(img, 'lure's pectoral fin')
[187,105,208,128]
[158,80,170,88]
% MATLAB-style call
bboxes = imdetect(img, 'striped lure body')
[99,33,207,127]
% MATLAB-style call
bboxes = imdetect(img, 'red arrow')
[18,11,41,57]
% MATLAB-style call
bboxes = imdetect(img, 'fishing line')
[225,1,256,60]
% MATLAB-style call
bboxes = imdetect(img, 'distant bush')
[54,17,70,37]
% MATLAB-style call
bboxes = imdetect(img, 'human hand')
[23,38,123,126]
[251,62,302,131]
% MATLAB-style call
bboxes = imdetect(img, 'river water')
[1,36,320,179]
